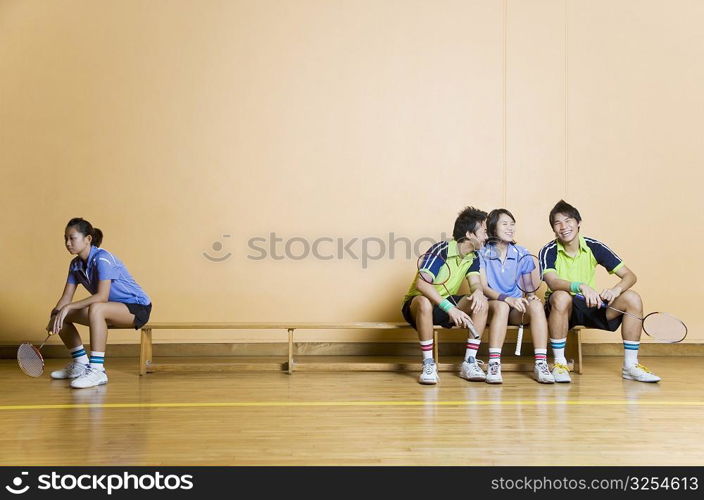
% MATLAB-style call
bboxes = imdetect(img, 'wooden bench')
[138,323,583,375]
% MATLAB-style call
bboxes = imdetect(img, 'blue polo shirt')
[538,235,624,298]
[66,246,151,305]
[479,243,535,298]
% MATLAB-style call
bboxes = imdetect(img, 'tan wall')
[1,0,701,346]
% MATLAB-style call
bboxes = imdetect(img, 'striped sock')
[550,338,567,365]
[419,339,434,361]
[465,338,481,362]
[623,340,639,367]
[488,348,501,364]
[89,351,105,371]
[70,345,89,365]
[534,348,548,364]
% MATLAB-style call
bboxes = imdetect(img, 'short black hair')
[486,208,516,240]
[549,200,582,227]
[453,206,488,241]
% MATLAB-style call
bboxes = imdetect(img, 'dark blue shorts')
[401,295,465,329]
[125,303,152,330]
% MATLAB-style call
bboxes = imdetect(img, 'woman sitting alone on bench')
[47,218,152,389]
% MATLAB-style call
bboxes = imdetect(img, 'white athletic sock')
[89,351,105,371]
[550,338,567,365]
[70,345,89,365]
[419,339,434,361]
[465,338,481,362]
[623,340,639,368]
[534,348,548,364]
[488,348,501,364]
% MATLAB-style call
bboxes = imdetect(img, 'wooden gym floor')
[0,356,702,466]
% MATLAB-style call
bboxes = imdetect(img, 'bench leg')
[433,329,439,363]
[573,329,583,374]
[139,328,152,376]
[287,328,294,375]
[565,328,583,374]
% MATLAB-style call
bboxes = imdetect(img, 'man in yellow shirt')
[539,200,661,383]
[402,206,489,384]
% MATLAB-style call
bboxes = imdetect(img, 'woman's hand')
[505,296,528,313]
[51,304,73,334]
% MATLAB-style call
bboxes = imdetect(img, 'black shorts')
[125,303,152,330]
[545,295,622,332]
[401,295,465,329]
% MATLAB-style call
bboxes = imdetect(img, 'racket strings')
[516,254,542,294]
[417,251,480,339]
[17,343,44,377]
[443,285,460,307]
[642,313,688,342]
[419,260,460,308]
[482,239,508,262]
[482,243,542,295]
[576,295,688,344]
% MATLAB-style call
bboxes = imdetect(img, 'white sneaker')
[551,362,572,383]
[50,361,89,380]
[460,359,486,382]
[419,359,439,385]
[622,363,661,383]
[70,366,108,389]
[485,362,503,384]
[534,361,555,384]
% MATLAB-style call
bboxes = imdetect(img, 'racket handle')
[575,293,610,307]
[38,332,52,350]
[467,321,480,340]
[575,293,619,311]
[575,293,639,321]
[514,325,523,356]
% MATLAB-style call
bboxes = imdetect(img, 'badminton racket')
[17,332,53,377]
[575,294,687,343]
[483,242,542,354]
[417,250,480,339]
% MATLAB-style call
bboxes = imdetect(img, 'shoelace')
[634,363,652,373]
[489,363,500,375]
[423,362,435,375]
[69,362,86,374]
[553,362,569,372]
[81,366,101,378]
[537,363,551,375]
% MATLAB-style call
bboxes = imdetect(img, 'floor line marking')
[1,400,703,410]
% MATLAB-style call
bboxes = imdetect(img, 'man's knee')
[620,290,642,310]
[412,296,433,316]
[550,291,572,313]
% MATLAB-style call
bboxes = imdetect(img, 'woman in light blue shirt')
[479,209,554,384]
[46,218,151,389]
